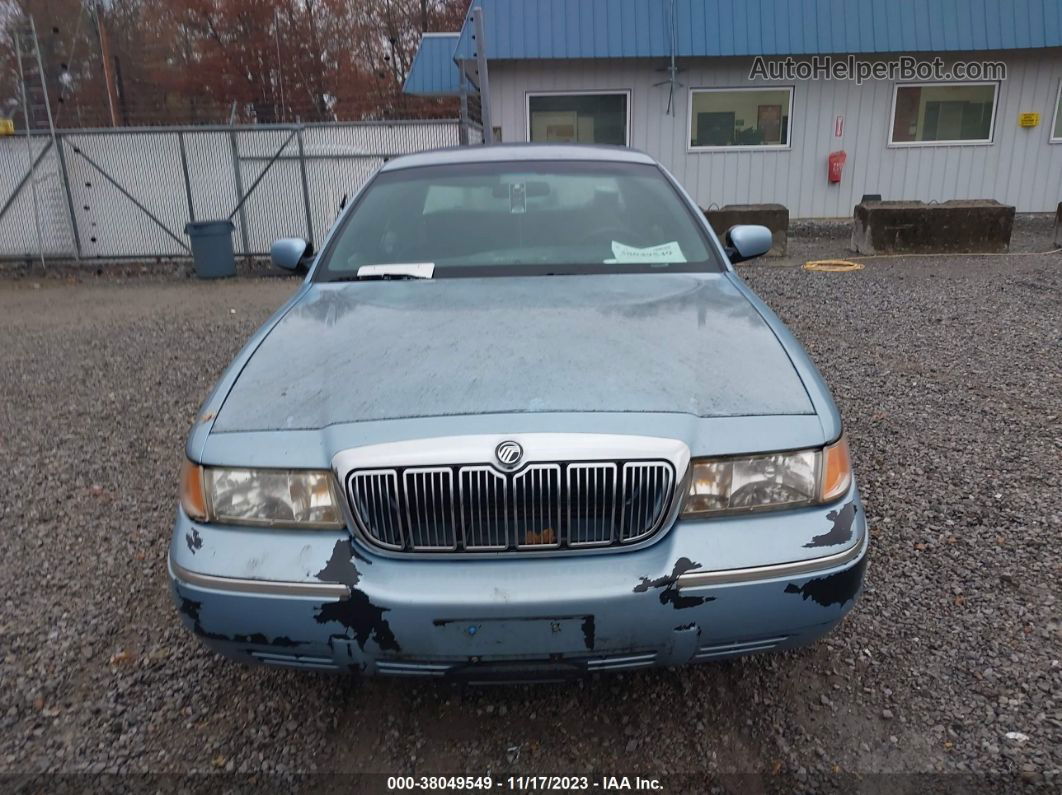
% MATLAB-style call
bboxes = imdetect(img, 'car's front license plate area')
[431,615,596,657]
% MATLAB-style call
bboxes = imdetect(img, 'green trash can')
[184,220,236,279]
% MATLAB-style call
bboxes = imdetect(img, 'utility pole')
[113,54,129,125]
[274,7,286,122]
[95,8,119,126]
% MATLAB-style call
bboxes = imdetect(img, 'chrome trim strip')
[251,652,337,670]
[170,556,350,598]
[697,636,788,654]
[376,661,453,677]
[332,433,691,473]
[694,643,780,659]
[585,652,657,669]
[676,533,867,589]
[252,652,334,664]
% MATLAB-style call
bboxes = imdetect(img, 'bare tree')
[0,0,468,126]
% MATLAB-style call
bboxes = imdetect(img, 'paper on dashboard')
[604,240,686,264]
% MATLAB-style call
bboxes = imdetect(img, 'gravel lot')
[1,229,1059,792]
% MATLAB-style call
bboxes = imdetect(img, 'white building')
[405,0,1062,217]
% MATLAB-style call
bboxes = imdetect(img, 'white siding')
[488,51,1062,217]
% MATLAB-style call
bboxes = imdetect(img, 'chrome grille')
[403,468,456,550]
[567,463,617,547]
[347,460,675,554]
[348,470,402,549]
[513,465,561,550]
[460,466,509,550]
[620,462,673,543]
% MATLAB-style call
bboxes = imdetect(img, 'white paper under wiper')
[356,263,435,279]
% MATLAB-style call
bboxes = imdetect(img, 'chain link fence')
[0,119,472,262]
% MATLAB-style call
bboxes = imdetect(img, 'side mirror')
[270,237,314,271]
[724,225,773,263]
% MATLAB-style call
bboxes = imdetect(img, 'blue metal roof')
[403,33,462,95]
[451,0,1062,61]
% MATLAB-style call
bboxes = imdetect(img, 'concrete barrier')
[1055,202,1061,248]
[705,203,788,256]
[851,199,1014,255]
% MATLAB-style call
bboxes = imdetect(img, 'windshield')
[316,160,721,280]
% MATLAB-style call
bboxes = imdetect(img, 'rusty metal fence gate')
[0,120,468,261]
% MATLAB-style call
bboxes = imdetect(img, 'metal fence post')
[295,126,314,244]
[227,126,251,256]
[54,133,82,261]
[177,131,195,222]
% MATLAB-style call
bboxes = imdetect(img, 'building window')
[526,92,629,146]
[1052,80,1062,143]
[688,87,793,149]
[890,83,998,145]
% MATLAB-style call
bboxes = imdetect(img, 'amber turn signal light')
[820,435,852,502]
[180,459,208,521]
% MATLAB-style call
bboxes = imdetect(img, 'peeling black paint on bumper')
[167,489,868,676]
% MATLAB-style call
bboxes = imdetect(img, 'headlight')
[681,435,851,517]
[180,461,342,528]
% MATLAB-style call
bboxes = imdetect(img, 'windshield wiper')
[330,273,428,282]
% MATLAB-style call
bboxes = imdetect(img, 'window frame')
[686,85,796,152]
[887,81,1000,148]
[524,89,632,147]
[1051,79,1062,144]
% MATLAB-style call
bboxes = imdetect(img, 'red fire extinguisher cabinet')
[828,151,847,183]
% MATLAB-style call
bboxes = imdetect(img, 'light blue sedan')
[170,144,867,680]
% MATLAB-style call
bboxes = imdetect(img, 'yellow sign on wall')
[0,118,14,136]
[1018,112,1040,128]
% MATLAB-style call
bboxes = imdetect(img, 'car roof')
[380,143,657,172]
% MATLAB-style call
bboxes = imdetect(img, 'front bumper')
[169,485,868,678]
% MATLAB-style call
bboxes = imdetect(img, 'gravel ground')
[0,227,1059,792]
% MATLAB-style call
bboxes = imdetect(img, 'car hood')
[212,273,814,432]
